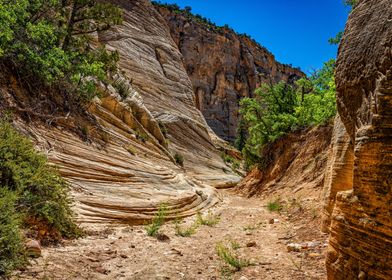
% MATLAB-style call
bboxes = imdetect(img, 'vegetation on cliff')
[152,1,300,70]
[0,118,80,276]
[238,60,336,169]
[0,0,123,275]
[0,0,122,101]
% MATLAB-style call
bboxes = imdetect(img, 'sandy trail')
[14,190,327,280]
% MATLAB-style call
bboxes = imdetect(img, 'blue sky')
[157,0,351,74]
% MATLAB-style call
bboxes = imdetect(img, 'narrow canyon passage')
[15,190,327,280]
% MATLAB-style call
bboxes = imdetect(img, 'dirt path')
[14,190,327,280]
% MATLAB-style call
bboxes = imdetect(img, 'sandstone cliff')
[0,0,240,224]
[323,0,392,278]
[154,5,305,142]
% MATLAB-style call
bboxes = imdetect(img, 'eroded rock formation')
[236,125,333,198]
[155,5,305,142]
[0,0,241,224]
[324,0,392,278]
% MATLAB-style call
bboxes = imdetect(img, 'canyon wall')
[324,0,392,278]
[155,5,305,142]
[0,0,240,224]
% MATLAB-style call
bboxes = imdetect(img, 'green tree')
[0,0,122,101]
[238,60,337,169]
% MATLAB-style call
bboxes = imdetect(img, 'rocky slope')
[236,124,333,201]
[0,0,240,225]
[154,5,305,142]
[323,0,392,278]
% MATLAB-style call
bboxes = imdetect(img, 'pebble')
[25,239,41,258]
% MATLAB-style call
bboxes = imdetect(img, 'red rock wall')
[155,5,305,142]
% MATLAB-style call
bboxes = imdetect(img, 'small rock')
[94,266,109,275]
[246,241,257,247]
[308,253,321,258]
[268,218,275,224]
[120,254,128,259]
[358,271,366,280]
[25,239,41,258]
[130,244,135,248]
[287,243,302,252]
[156,233,170,242]
[306,241,321,248]
[171,248,183,256]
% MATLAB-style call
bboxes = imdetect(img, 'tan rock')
[1,0,241,225]
[326,1,392,279]
[25,239,41,258]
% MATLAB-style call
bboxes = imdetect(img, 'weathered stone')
[325,1,392,279]
[321,115,354,232]
[1,0,241,224]
[155,5,305,142]
[25,239,41,258]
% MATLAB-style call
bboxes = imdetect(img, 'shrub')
[266,200,283,212]
[145,204,167,237]
[238,60,337,169]
[0,120,79,238]
[158,121,168,137]
[174,153,184,167]
[216,242,251,271]
[0,119,80,276]
[0,189,25,276]
[230,241,241,250]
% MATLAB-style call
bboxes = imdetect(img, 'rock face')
[0,0,240,224]
[321,115,354,232]
[155,5,305,142]
[236,125,333,198]
[324,0,392,278]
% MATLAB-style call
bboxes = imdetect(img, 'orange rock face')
[155,5,305,142]
[325,0,392,278]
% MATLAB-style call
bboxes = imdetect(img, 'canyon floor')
[14,190,327,280]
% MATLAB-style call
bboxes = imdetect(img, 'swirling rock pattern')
[1,0,241,224]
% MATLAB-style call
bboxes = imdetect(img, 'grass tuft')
[266,199,283,212]
[216,242,251,271]
[145,204,167,237]
[174,153,184,167]
[196,211,220,227]
[174,219,198,237]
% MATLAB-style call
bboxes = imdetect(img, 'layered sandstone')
[325,0,392,278]
[154,5,305,142]
[0,0,240,224]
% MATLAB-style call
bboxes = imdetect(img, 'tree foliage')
[0,118,80,275]
[238,60,337,169]
[0,0,122,101]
